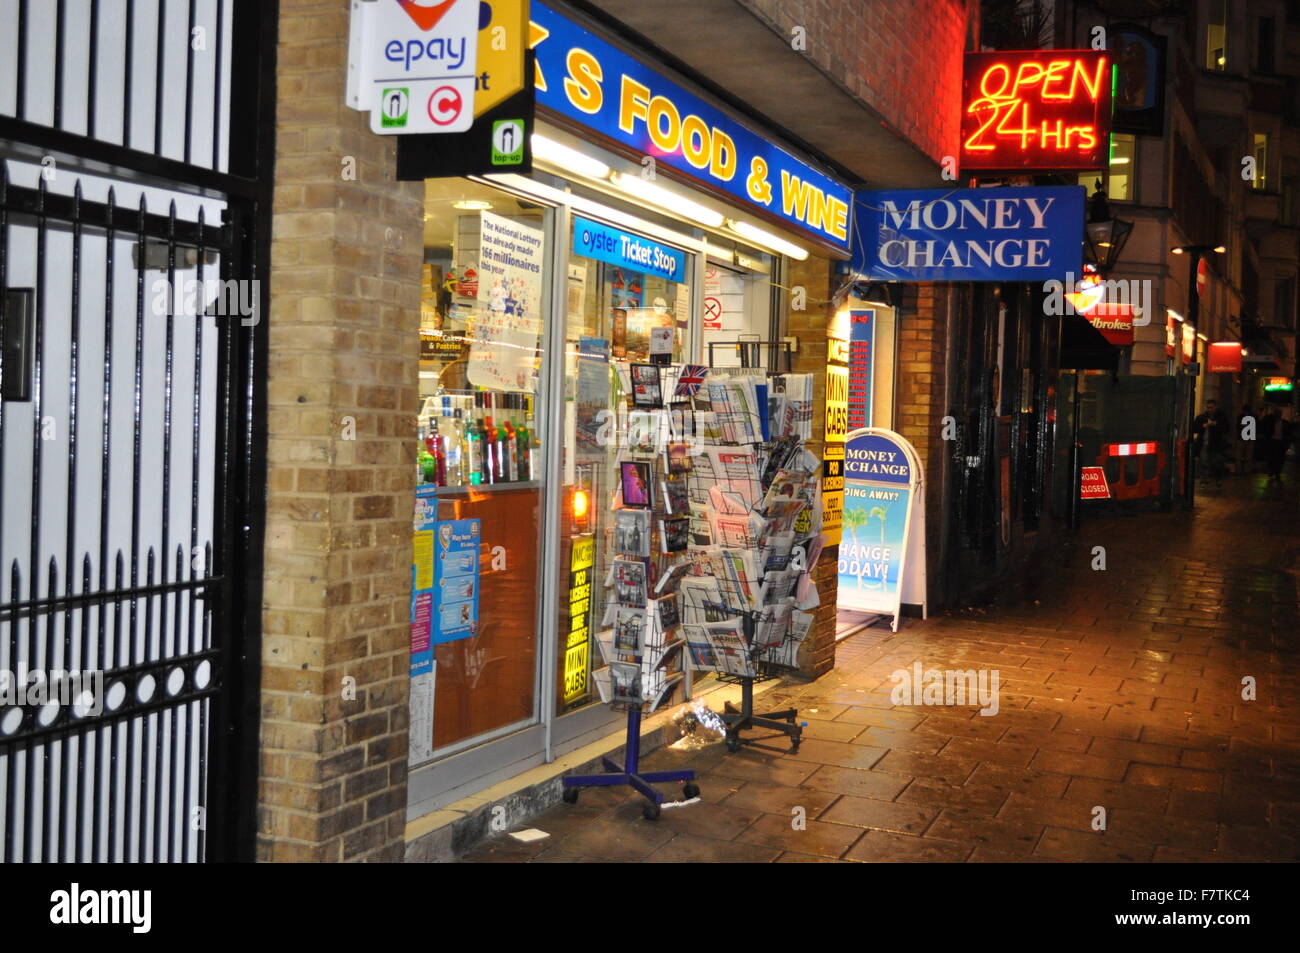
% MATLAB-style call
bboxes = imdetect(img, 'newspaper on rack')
[761,530,796,573]
[707,502,766,552]
[753,600,794,650]
[705,447,762,509]
[705,619,754,677]
[761,567,800,604]
[774,373,814,441]
[700,546,764,611]
[706,377,763,445]
[679,575,734,625]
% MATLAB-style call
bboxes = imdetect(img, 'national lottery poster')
[432,518,481,644]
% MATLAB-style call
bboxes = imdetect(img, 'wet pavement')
[461,474,1300,862]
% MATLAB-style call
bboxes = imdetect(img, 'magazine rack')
[561,705,699,820]
[716,611,805,752]
[564,395,698,821]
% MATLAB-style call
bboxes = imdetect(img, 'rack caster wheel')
[682,782,701,799]
[642,801,661,821]
[789,736,801,751]
[562,786,579,804]
[725,734,741,752]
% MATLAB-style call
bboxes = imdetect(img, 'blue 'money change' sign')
[851,185,1084,282]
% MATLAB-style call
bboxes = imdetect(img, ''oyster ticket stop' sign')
[347,0,480,134]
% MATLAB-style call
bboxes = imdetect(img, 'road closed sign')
[1080,466,1110,499]
[347,0,479,134]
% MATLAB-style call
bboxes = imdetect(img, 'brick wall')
[787,254,837,679]
[736,0,975,164]
[260,0,424,862]
[894,283,952,609]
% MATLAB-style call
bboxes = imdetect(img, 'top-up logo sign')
[347,0,479,134]
[397,0,458,31]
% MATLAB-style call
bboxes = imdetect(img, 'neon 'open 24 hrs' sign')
[961,51,1113,172]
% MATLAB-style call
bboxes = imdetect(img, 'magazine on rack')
[630,363,663,408]
[611,558,648,606]
[653,640,684,673]
[666,441,692,474]
[660,477,689,516]
[653,560,691,597]
[659,517,689,553]
[609,661,644,704]
[619,460,654,509]
[627,410,665,457]
[613,605,647,656]
[648,593,680,641]
[614,509,651,557]
[593,665,613,703]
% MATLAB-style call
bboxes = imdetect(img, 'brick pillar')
[895,282,951,609]
[786,255,837,679]
[259,0,424,862]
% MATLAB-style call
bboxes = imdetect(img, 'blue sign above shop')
[850,185,1085,282]
[572,215,687,281]
[532,2,853,253]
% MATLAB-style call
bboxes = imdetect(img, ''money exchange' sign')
[851,185,1085,283]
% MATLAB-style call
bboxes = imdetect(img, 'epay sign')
[529,2,852,252]
[348,0,480,134]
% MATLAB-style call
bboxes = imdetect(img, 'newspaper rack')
[714,610,805,753]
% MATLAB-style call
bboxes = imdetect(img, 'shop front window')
[554,214,694,714]
[410,179,552,762]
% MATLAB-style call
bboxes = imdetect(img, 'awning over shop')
[1060,310,1121,371]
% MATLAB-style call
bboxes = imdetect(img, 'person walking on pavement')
[1193,399,1230,488]
[1263,406,1295,483]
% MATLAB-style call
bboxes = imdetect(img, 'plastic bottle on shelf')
[509,400,525,483]
[466,396,484,486]
[447,408,466,486]
[503,414,519,482]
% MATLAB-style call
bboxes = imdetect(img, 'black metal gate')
[0,0,275,862]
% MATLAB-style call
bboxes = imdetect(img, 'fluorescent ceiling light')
[609,172,725,228]
[704,244,736,265]
[1109,157,1130,165]
[726,219,809,261]
[452,199,493,210]
[531,135,611,181]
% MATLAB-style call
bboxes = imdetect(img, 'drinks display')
[418,389,539,488]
